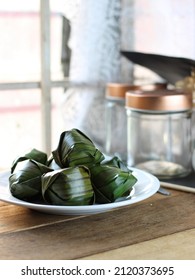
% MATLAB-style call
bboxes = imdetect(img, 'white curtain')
[61,0,125,148]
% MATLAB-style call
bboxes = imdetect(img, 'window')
[0,0,67,169]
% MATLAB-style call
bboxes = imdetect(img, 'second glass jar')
[105,83,167,162]
[126,89,193,179]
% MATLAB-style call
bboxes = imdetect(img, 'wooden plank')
[0,194,165,234]
[0,192,194,260]
[0,203,80,234]
[0,182,177,234]
[81,228,195,260]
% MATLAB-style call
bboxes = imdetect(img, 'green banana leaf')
[52,128,104,168]
[11,148,48,173]
[47,154,61,170]
[42,166,94,206]
[90,165,137,204]
[101,156,130,172]
[8,129,139,206]
[9,159,52,201]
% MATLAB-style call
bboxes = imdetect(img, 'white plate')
[0,168,160,215]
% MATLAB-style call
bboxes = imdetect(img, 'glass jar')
[105,83,167,162]
[105,83,140,161]
[126,89,193,179]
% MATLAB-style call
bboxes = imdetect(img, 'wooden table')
[0,181,194,260]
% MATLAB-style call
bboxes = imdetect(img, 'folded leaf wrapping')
[11,148,48,174]
[90,165,137,203]
[52,128,105,168]
[42,166,94,206]
[101,156,130,172]
[9,129,138,206]
[9,159,52,201]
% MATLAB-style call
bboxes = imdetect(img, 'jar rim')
[125,89,192,111]
[106,83,167,99]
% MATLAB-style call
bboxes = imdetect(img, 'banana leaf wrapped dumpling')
[42,166,94,206]
[11,148,48,174]
[101,156,130,172]
[90,165,137,204]
[52,128,104,168]
[9,159,52,201]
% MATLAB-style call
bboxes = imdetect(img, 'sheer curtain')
[61,0,123,148]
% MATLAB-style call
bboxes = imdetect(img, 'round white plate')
[0,168,160,215]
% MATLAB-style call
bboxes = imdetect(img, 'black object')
[121,51,195,85]
[161,172,195,189]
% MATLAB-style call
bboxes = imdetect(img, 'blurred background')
[0,0,65,168]
[0,0,195,169]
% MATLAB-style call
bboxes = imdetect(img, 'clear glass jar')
[105,83,141,161]
[126,89,193,179]
[105,83,167,162]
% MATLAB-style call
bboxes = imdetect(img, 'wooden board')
[0,191,194,260]
[81,228,195,260]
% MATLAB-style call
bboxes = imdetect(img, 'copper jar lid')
[106,83,167,99]
[126,89,193,112]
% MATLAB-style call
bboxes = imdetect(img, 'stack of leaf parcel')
[9,129,137,206]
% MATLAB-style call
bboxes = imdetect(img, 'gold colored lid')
[126,89,192,111]
[106,83,167,99]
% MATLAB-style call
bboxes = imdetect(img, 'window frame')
[0,0,68,155]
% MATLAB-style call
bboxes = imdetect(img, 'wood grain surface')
[81,228,195,260]
[0,191,194,260]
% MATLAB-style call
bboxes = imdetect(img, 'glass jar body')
[105,98,127,161]
[126,109,193,179]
